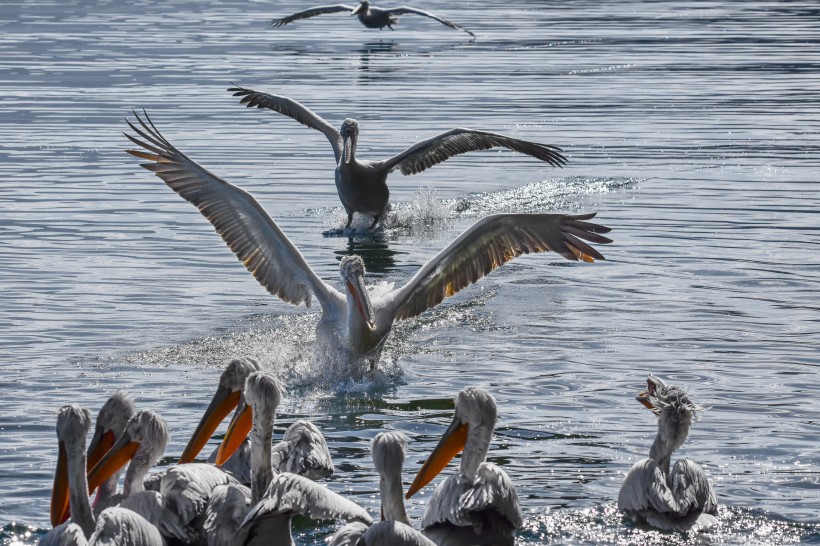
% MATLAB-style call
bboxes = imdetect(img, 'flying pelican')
[406,386,522,546]
[205,371,373,545]
[124,111,611,373]
[272,0,476,38]
[41,405,163,546]
[329,431,436,546]
[180,358,334,483]
[87,409,241,544]
[86,392,136,512]
[227,86,567,229]
[618,375,718,532]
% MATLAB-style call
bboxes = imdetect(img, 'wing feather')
[124,111,341,311]
[271,4,355,28]
[384,6,475,37]
[379,128,567,176]
[390,213,612,320]
[227,86,342,161]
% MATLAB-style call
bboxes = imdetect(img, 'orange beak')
[87,434,139,497]
[179,387,242,464]
[50,442,70,527]
[86,429,115,473]
[636,390,654,410]
[406,418,468,499]
[215,402,252,466]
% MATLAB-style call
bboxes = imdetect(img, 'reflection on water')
[332,233,404,275]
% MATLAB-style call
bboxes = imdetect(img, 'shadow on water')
[330,232,404,275]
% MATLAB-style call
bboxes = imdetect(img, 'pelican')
[41,405,163,546]
[125,111,611,374]
[86,392,136,512]
[406,387,522,546]
[205,371,373,545]
[329,431,436,546]
[618,375,718,532]
[180,358,334,483]
[272,1,476,38]
[87,409,241,544]
[227,86,567,229]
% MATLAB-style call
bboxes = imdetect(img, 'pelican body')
[272,0,476,37]
[406,387,522,546]
[125,111,610,375]
[618,375,718,532]
[227,86,567,229]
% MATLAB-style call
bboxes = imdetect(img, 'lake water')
[1,0,819,543]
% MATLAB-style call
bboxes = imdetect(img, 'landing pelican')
[205,371,372,545]
[180,358,333,483]
[406,387,522,546]
[329,431,435,546]
[125,112,611,374]
[272,0,476,38]
[618,375,718,532]
[228,86,567,228]
[42,405,163,546]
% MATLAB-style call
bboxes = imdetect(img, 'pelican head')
[340,118,359,164]
[51,405,92,526]
[340,255,376,331]
[87,391,135,473]
[406,387,497,498]
[351,1,369,15]
[87,410,169,498]
[179,357,261,464]
[638,375,702,467]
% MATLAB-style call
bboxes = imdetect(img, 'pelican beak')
[50,441,70,526]
[343,136,353,164]
[179,385,242,464]
[347,273,376,331]
[87,431,140,497]
[406,416,468,499]
[636,390,654,410]
[86,428,116,473]
[351,4,364,15]
[215,400,253,466]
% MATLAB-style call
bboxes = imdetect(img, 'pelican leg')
[346,212,354,229]
[369,215,380,229]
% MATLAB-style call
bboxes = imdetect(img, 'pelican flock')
[228,86,568,228]
[272,0,476,38]
[125,111,609,373]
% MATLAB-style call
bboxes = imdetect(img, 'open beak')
[86,429,115,473]
[347,273,376,331]
[50,442,70,526]
[215,400,253,466]
[87,432,140,497]
[406,416,468,499]
[179,386,242,464]
[636,390,654,410]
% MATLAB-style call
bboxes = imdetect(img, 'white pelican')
[124,111,611,373]
[87,410,241,544]
[86,392,136,512]
[406,387,522,546]
[272,1,476,38]
[329,431,436,546]
[618,375,718,532]
[41,405,163,546]
[227,86,567,228]
[205,371,372,545]
[180,358,334,483]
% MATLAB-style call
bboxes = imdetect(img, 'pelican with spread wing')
[618,375,718,532]
[125,111,610,373]
[272,0,476,37]
[228,86,567,229]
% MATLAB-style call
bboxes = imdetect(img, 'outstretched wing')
[124,111,342,311]
[385,6,475,37]
[390,213,611,320]
[228,86,343,161]
[377,128,567,176]
[271,4,355,28]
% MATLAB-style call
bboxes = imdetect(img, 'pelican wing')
[228,86,343,161]
[271,420,335,480]
[88,507,164,546]
[330,521,437,546]
[38,522,86,546]
[421,463,521,530]
[119,490,188,543]
[668,458,718,516]
[124,111,341,311]
[385,6,475,37]
[159,464,237,542]
[203,484,252,545]
[271,4,354,27]
[390,213,612,320]
[378,128,567,176]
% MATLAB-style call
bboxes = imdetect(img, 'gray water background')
[1,0,819,543]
